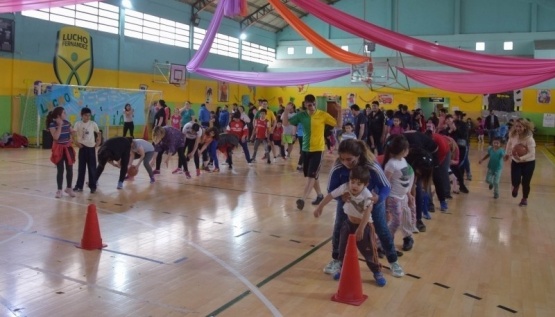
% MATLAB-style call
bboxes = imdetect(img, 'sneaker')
[64,188,75,197]
[440,200,448,212]
[73,187,83,192]
[445,195,453,200]
[55,190,62,198]
[172,168,183,174]
[90,188,96,194]
[466,175,472,181]
[124,176,134,181]
[228,165,233,170]
[423,210,431,220]
[323,259,342,275]
[494,193,499,199]
[459,185,469,194]
[512,186,519,198]
[117,182,123,189]
[251,159,256,163]
[519,198,528,206]
[373,272,387,287]
[212,168,220,173]
[153,170,160,175]
[402,236,414,251]
[390,261,404,278]
[150,177,155,184]
[296,165,303,171]
[396,250,404,257]
[248,161,253,166]
[296,199,305,210]
[311,194,324,205]
[428,204,435,213]
[203,166,211,172]
[196,169,201,177]
[416,220,426,232]
[488,183,493,190]
[184,171,191,179]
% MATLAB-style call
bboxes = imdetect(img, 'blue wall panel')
[460,0,531,34]
[398,0,455,35]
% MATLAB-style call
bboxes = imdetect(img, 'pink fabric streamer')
[398,68,555,94]
[0,0,92,13]
[291,0,555,77]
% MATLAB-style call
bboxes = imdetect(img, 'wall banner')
[54,26,94,86]
[36,86,146,126]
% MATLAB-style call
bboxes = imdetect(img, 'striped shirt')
[49,120,72,145]
[289,110,336,152]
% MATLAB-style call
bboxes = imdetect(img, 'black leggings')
[511,160,535,199]
[56,154,73,190]
[123,122,134,138]
[181,138,200,171]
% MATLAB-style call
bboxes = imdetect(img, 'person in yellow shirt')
[282,94,342,210]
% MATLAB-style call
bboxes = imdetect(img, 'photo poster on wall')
[485,89,523,112]
[218,81,229,102]
[205,86,214,103]
[35,85,146,127]
[538,89,551,104]
[0,17,14,53]
[346,93,356,107]
[543,113,555,128]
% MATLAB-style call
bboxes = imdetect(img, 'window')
[22,2,119,34]
[503,41,513,51]
[306,46,313,54]
[192,27,239,58]
[476,42,485,51]
[287,47,294,55]
[341,45,349,51]
[242,42,276,65]
[124,9,190,48]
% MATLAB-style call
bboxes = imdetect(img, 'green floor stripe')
[206,237,332,317]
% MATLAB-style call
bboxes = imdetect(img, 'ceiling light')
[476,42,485,51]
[504,41,513,50]
[240,33,247,40]
[122,0,132,9]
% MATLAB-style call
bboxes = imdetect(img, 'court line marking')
[0,189,282,317]
[206,237,332,317]
[0,204,34,245]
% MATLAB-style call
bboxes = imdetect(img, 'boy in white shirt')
[73,108,100,193]
[314,165,386,287]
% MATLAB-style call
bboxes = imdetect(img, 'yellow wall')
[2,57,555,135]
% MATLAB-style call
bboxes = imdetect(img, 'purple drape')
[291,0,555,77]
[195,67,350,86]
[186,0,226,72]
[187,0,351,86]
[398,68,555,94]
[0,0,91,13]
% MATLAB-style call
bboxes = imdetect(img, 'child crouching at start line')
[313,165,386,287]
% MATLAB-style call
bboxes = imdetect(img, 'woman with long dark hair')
[46,106,75,198]
[323,139,404,279]
[123,103,134,138]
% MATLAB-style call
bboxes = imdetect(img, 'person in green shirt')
[282,94,342,210]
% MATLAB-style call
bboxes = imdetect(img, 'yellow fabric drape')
[268,0,369,65]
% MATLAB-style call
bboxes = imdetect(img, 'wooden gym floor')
[0,142,554,317]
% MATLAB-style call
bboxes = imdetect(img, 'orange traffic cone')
[142,124,150,141]
[77,204,107,250]
[331,234,368,306]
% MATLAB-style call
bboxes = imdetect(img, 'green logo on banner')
[53,26,94,85]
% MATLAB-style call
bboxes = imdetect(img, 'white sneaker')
[323,259,342,275]
[390,261,404,277]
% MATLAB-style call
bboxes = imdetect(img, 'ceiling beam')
[240,0,292,30]
[189,0,216,25]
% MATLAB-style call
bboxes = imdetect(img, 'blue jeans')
[332,200,397,264]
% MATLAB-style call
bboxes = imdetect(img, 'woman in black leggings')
[504,119,536,206]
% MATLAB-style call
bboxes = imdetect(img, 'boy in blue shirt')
[479,137,506,199]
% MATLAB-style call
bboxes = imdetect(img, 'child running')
[479,136,505,199]
[47,106,76,198]
[313,165,386,287]
[383,134,416,252]
[251,109,271,164]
